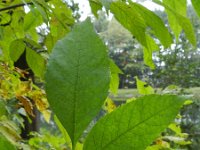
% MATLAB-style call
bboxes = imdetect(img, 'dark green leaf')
[83,95,185,150]
[9,39,26,62]
[26,48,46,78]
[45,19,110,147]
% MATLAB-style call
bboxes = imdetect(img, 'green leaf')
[23,8,43,31]
[0,135,16,150]
[89,0,102,18]
[135,76,154,95]
[110,1,147,48]
[9,39,26,62]
[100,0,112,10]
[109,59,123,94]
[130,2,172,48]
[83,95,185,150]
[191,0,200,18]
[154,0,196,46]
[26,48,46,78]
[30,0,49,23]
[143,35,159,69]
[45,19,110,147]
[54,115,72,149]
[0,100,7,117]
[163,0,186,41]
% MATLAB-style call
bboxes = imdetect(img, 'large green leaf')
[131,2,172,48]
[83,95,185,150]
[110,1,147,48]
[26,47,46,78]
[191,0,200,18]
[45,19,110,147]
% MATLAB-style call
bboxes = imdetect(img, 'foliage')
[0,0,199,149]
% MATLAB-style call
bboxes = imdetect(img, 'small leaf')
[191,0,200,18]
[83,95,186,150]
[103,98,116,113]
[9,39,26,62]
[26,48,46,78]
[110,59,123,94]
[135,76,154,95]
[45,18,110,147]
[143,35,159,69]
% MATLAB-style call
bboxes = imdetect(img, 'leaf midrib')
[101,102,178,149]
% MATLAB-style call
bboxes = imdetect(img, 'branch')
[0,0,51,12]
[0,2,33,12]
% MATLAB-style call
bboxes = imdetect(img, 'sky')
[73,0,164,20]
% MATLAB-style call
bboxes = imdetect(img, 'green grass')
[111,87,200,102]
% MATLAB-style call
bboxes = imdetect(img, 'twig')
[0,2,33,12]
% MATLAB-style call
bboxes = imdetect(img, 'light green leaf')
[163,0,186,41]
[83,95,185,150]
[135,76,154,95]
[54,115,72,149]
[45,19,110,147]
[30,0,49,23]
[0,135,16,150]
[9,39,26,62]
[110,1,147,48]
[23,8,43,31]
[109,59,123,94]
[191,0,200,18]
[89,0,102,18]
[26,48,46,78]
[143,35,159,69]
[131,2,172,48]
[154,0,196,46]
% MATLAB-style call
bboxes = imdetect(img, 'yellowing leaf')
[41,110,51,123]
[17,96,34,117]
[103,98,116,113]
